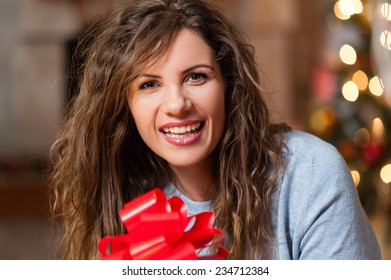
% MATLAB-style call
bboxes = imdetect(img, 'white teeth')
[162,122,201,134]
[179,126,187,133]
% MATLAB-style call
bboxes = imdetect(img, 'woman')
[49,0,380,259]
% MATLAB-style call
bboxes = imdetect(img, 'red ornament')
[362,141,385,165]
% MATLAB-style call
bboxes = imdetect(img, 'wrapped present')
[98,188,228,260]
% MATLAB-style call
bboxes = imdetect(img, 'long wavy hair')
[48,0,290,259]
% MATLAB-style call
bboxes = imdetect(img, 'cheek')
[129,98,161,148]
[129,95,151,123]
[129,101,149,136]
[215,94,226,138]
[205,86,225,123]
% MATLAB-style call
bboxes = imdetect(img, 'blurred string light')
[379,0,391,51]
[379,30,391,50]
[309,106,336,135]
[339,0,355,16]
[351,170,361,186]
[380,163,391,183]
[342,80,359,101]
[380,3,391,20]
[352,0,364,14]
[339,44,357,64]
[334,0,364,20]
[371,117,385,139]
[334,2,350,19]
[352,70,368,90]
[368,76,384,96]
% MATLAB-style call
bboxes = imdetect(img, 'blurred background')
[0,0,390,259]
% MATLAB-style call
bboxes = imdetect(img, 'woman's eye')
[186,73,207,84]
[139,80,158,90]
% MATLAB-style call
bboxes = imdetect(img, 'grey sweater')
[164,130,381,259]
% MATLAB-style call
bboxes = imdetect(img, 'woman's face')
[128,28,225,170]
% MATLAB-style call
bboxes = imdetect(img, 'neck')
[169,162,216,202]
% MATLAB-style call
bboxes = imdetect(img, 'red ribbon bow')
[98,188,228,260]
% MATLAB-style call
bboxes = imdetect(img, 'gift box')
[98,188,228,260]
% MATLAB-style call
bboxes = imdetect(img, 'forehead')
[136,28,216,74]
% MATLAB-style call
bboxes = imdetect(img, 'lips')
[159,121,204,145]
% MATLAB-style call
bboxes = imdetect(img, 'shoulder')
[276,130,351,206]
[281,130,349,182]
[283,130,340,161]
[281,129,355,199]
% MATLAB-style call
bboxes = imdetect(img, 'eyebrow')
[182,64,216,74]
[140,64,216,78]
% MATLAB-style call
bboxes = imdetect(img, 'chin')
[164,155,209,169]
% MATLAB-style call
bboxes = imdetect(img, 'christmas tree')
[308,0,391,222]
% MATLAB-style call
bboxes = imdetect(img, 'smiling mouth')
[161,122,203,138]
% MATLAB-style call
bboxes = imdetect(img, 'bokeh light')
[380,30,391,50]
[351,170,361,187]
[368,76,384,96]
[352,70,368,90]
[380,164,391,184]
[380,3,391,20]
[342,81,359,101]
[339,0,355,17]
[372,118,385,140]
[309,107,336,136]
[352,0,363,14]
[334,1,351,20]
[339,44,357,65]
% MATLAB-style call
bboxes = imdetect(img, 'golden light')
[352,70,368,90]
[368,76,384,96]
[334,1,350,20]
[339,44,357,65]
[353,127,370,148]
[352,0,363,14]
[342,81,359,101]
[351,170,361,187]
[380,164,391,184]
[372,118,385,139]
[339,0,355,17]
[380,30,391,50]
[309,107,336,135]
[380,3,391,20]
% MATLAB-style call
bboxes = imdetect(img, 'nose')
[161,85,192,116]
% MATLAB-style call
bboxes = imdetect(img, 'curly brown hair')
[48,0,290,259]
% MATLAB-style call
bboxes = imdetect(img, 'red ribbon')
[98,188,228,260]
